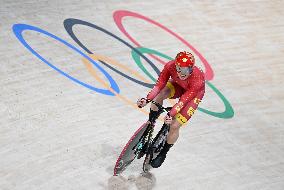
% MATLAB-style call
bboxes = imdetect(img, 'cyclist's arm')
[146,63,171,101]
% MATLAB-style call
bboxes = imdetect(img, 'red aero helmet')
[175,51,195,67]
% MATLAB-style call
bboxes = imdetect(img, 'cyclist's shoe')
[150,152,167,168]
[150,142,173,168]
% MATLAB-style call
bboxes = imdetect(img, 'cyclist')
[137,51,205,168]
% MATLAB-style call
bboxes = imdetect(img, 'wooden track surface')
[1,0,283,189]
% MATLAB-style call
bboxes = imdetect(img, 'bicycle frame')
[113,100,171,176]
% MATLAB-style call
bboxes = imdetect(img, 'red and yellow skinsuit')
[146,60,205,125]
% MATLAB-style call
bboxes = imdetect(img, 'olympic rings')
[12,10,234,119]
[63,18,233,118]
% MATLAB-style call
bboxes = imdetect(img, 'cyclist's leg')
[173,89,205,126]
[150,83,184,168]
[167,89,205,143]
[156,82,186,144]
[151,89,205,167]
[167,119,181,144]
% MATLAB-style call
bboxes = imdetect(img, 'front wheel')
[114,123,149,176]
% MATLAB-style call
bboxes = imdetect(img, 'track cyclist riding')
[137,51,206,168]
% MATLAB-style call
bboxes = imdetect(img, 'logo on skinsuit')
[175,102,184,112]
[194,98,201,105]
[175,106,181,112]
[12,10,235,120]
[187,107,195,117]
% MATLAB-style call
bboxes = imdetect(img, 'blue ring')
[12,23,119,96]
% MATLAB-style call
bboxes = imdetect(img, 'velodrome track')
[1,1,283,189]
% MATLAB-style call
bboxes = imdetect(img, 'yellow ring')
[81,53,178,122]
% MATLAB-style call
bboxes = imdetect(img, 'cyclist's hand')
[137,98,148,108]
[164,114,172,125]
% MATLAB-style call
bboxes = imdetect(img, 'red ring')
[113,10,214,81]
